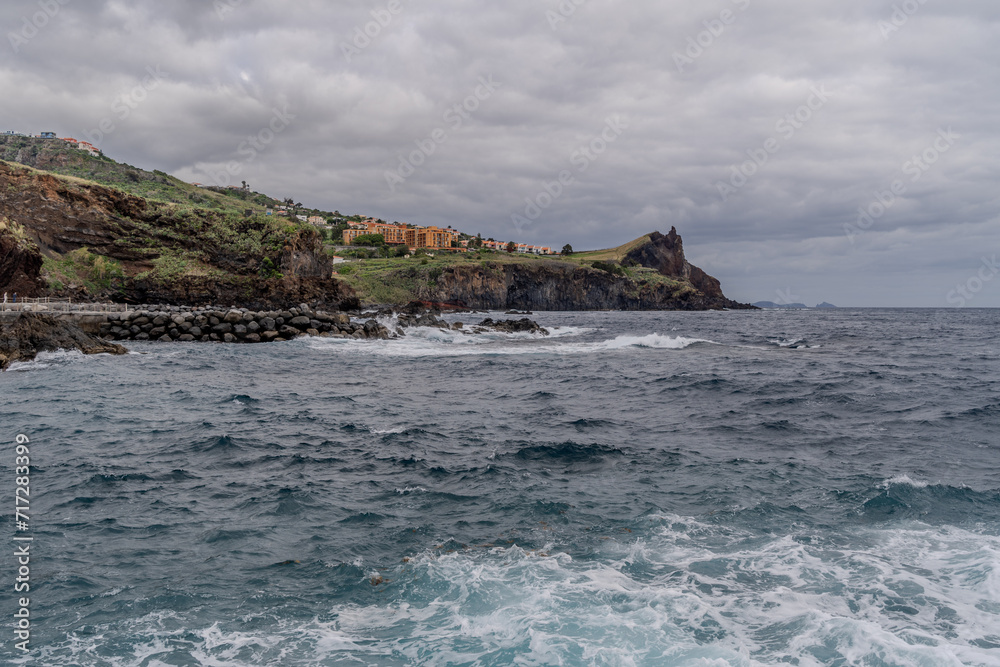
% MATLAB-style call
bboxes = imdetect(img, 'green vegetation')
[42,248,126,292]
[0,217,34,250]
[591,260,627,277]
[570,235,653,262]
[352,233,385,246]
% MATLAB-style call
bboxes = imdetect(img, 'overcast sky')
[2,0,998,306]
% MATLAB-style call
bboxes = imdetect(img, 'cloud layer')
[2,0,998,305]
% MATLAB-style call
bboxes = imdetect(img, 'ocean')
[2,308,999,666]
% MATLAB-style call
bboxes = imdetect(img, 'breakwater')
[98,304,392,343]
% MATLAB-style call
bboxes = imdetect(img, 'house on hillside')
[307,216,325,225]
[39,131,57,139]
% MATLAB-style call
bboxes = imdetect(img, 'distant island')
[1,134,753,312]
[754,301,838,309]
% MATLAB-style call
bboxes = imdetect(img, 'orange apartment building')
[343,222,462,251]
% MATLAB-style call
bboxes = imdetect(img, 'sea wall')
[98,304,391,343]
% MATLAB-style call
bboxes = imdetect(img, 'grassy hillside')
[570,234,654,262]
[0,135,349,221]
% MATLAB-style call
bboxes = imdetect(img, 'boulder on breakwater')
[0,313,127,370]
[99,303,392,343]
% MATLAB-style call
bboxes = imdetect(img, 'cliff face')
[406,227,749,311]
[0,161,353,309]
[0,231,46,298]
[414,262,751,311]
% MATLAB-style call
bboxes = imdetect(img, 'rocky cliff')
[623,227,724,298]
[411,260,749,311]
[0,224,46,298]
[397,228,749,311]
[0,161,355,309]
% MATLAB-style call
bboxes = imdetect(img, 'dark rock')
[149,327,167,338]
[223,333,237,343]
[279,325,301,338]
[224,310,243,324]
[261,331,280,341]
[261,317,276,331]
[289,315,311,328]
[158,334,173,342]
[136,333,150,341]
[306,328,320,337]
[189,326,202,337]
[234,324,247,336]
[178,334,196,342]
[478,318,549,335]
[247,321,260,334]
[212,323,233,334]
[0,313,128,370]
[152,315,169,326]
[244,333,261,343]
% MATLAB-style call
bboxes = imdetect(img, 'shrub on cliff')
[591,260,626,277]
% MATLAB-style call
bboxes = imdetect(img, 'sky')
[1,0,998,307]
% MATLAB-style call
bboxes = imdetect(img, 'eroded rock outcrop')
[0,224,46,298]
[623,227,723,298]
[0,313,127,370]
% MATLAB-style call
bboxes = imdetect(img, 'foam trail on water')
[306,330,715,358]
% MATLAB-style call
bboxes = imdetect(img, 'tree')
[561,244,574,256]
[352,233,385,246]
[506,241,517,253]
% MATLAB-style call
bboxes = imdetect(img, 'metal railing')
[0,298,130,314]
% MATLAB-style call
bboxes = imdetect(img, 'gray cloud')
[2,0,998,305]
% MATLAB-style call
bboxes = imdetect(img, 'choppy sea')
[2,308,999,666]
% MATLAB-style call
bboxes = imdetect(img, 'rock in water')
[0,313,128,370]
[477,318,550,335]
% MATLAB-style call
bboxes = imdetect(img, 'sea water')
[1,309,998,666]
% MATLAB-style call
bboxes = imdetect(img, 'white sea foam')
[31,520,1000,665]
[6,348,87,371]
[881,475,931,489]
[305,330,714,358]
